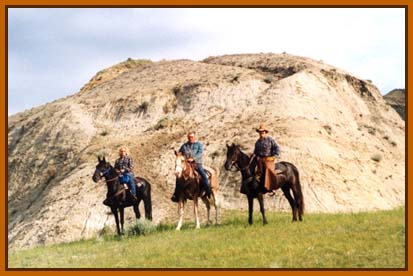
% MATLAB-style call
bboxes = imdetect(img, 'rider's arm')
[271,138,280,157]
[125,156,134,173]
[193,142,203,163]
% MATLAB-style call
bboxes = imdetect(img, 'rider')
[114,146,137,200]
[253,123,281,192]
[171,131,211,202]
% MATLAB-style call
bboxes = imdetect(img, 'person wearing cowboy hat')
[114,146,137,200]
[253,123,280,192]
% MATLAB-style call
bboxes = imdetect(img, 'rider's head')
[187,131,196,144]
[119,146,128,157]
[256,123,268,139]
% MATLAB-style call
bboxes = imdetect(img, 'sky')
[8,8,405,115]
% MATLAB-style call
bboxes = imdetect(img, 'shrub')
[371,154,382,162]
[128,220,157,236]
[136,101,149,115]
[364,125,376,135]
[163,98,178,114]
[264,75,273,84]
[210,150,220,159]
[100,130,109,136]
[323,125,332,135]
[153,117,181,131]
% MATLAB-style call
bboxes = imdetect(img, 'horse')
[174,151,219,230]
[224,143,304,224]
[92,156,152,235]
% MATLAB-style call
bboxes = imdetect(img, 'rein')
[104,174,126,198]
[230,153,254,172]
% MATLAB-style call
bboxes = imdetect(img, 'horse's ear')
[174,150,178,156]
[98,156,102,162]
[226,143,229,148]
[103,156,106,162]
[232,143,235,147]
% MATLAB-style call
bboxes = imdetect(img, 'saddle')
[275,162,287,173]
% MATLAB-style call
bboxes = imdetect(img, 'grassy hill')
[8,208,405,269]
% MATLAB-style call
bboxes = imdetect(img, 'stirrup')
[267,191,276,197]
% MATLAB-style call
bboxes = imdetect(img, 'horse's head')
[225,143,241,171]
[174,150,187,178]
[92,156,112,182]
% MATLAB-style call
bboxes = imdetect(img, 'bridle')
[95,167,119,183]
[227,149,253,172]
[95,165,126,198]
[175,156,192,180]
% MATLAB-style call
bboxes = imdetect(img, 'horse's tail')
[290,164,304,215]
[204,165,219,192]
[144,180,153,221]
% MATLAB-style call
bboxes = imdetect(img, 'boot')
[103,198,111,206]
[131,193,138,202]
[171,193,178,203]
[205,185,212,198]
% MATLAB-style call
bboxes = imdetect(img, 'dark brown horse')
[224,143,304,224]
[92,156,152,235]
[174,151,219,230]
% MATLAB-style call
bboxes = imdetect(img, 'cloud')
[8,8,405,115]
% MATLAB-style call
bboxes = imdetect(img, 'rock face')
[384,89,405,120]
[8,53,405,251]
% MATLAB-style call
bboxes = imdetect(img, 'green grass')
[8,207,405,269]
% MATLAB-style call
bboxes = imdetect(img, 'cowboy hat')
[256,123,269,133]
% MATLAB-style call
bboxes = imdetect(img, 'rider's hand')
[188,158,194,162]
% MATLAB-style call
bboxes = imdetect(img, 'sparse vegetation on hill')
[384,88,405,120]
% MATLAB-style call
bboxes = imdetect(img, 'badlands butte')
[8,53,405,251]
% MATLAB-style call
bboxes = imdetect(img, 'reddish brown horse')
[174,151,219,230]
[224,143,304,224]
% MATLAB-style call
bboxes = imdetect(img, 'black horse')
[224,143,304,224]
[92,156,152,235]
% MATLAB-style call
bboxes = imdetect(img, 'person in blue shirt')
[253,123,281,192]
[171,131,211,202]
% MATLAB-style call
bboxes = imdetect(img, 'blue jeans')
[120,173,136,196]
[196,164,211,193]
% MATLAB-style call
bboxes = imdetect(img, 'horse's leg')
[119,207,125,234]
[111,207,121,235]
[282,186,298,221]
[247,195,254,225]
[133,199,141,220]
[257,193,268,225]
[194,197,200,229]
[201,196,211,225]
[213,192,219,225]
[176,200,184,231]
